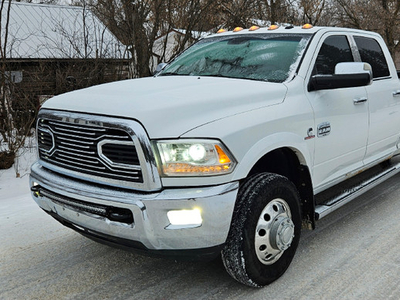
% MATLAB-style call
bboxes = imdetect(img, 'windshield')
[159,33,311,82]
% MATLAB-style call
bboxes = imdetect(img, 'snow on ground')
[0,140,37,200]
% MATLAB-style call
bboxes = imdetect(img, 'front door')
[306,34,369,191]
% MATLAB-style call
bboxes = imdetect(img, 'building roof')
[1,2,128,59]
[152,28,210,63]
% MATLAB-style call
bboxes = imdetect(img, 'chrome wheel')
[255,198,295,265]
[222,173,301,287]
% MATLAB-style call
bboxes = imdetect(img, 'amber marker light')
[217,28,227,33]
[233,27,243,32]
[249,26,260,31]
[215,145,231,164]
[268,24,279,30]
[302,23,313,29]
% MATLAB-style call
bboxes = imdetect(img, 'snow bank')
[0,139,37,198]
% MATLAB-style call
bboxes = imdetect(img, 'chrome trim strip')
[49,121,107,132]
[97,139,141,170]
[37,127,55,154]
[315,160,400,220]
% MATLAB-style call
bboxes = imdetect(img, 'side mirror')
[308,62,373,92]
[154,63,167,75]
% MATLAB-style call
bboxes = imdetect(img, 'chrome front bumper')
[30,162,238,255]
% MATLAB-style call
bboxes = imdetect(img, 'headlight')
[155,140,236,176]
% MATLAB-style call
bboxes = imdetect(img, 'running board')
[315,159,400,220]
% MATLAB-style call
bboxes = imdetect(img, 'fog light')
[167,209,202,227]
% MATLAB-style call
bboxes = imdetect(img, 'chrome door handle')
[353,97,368,104]
[392,90,400,96]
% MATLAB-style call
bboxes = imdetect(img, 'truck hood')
[43,76,287,138]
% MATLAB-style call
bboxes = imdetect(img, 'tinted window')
[354,36,390,78]
[313,35,354,75]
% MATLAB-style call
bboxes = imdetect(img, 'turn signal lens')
[215,145,231,164]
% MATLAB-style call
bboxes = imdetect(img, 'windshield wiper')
[159,72,188,76]
[199,74,269,82]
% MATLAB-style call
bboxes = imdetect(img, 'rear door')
[352,35,400,165]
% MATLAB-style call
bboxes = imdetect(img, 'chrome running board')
[315,158,400,220]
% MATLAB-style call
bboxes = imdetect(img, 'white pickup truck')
[30,25,400,287]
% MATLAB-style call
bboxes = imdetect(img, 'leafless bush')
[0,0,35,170]
[0,73,36,170]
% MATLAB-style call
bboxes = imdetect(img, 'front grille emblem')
[38,126,55,154]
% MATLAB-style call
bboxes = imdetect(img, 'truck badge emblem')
[317,122,331,137]
[304,128,315,140]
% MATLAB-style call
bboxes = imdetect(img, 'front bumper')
[30,162,238,258]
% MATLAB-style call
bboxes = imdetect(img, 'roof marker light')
[249,26,260,31]
[268,24,279,30]
[302,23,313,29]
[233,27,243,32]
[217,28,227,33]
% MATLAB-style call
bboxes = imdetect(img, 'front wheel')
[222,173,302,287]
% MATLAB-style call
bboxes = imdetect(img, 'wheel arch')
[247,147,315,229]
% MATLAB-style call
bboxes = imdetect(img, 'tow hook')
[31,184,42,197]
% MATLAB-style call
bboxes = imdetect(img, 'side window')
[354,36,390,79]
[313,35,354,75]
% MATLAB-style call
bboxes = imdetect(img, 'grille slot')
[101,143,138,165]
[37,118,143,184]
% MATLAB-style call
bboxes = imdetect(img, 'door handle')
[392,90,400,96]
[353,97,368,105]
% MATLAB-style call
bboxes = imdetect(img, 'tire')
[221,173,302,287]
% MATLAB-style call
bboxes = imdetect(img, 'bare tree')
[299,0,327,25]
[0,0,36,170]
[258,0,294,24]
[217,0,260,28]
[0,1,129,170]
[93,0,220,77]
[92,0,162,77]
[335,0,400,59]
[216,0,295,28]
[168,0,219,52]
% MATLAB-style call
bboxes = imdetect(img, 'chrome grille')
[37,118,143,184]
[101,143,139,165]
